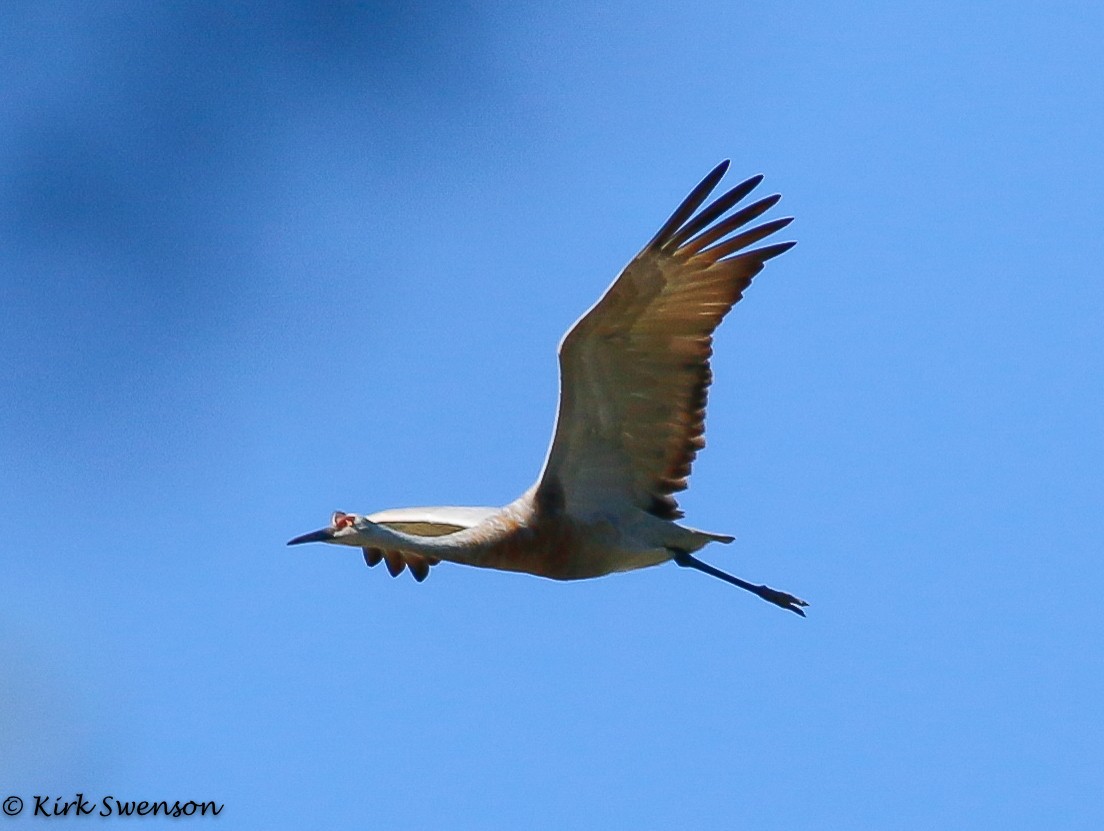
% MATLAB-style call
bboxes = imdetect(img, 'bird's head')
[287,511,368,547]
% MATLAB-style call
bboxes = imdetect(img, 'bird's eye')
[331,511,355,529]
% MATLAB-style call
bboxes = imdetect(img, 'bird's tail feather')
[703,531,735,544]
[675,525,735,551]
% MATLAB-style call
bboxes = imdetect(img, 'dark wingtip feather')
[680,193,784,257]
[383,551,406,577]
[362,547,383,568]
[666,173,766,251]
[753,239,797,262]
[646,161,731,249]
[702,216,796,261]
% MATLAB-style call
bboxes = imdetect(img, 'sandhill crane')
[289,161,807,615]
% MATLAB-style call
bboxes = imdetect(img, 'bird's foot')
[754,584,809,617]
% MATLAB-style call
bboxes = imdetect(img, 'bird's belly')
[594,545,675,576]
[477,516,671,581]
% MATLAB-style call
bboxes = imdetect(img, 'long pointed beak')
[287,527,336,546]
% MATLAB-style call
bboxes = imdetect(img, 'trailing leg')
[671,550,809,617]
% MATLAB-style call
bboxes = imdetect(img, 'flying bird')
[289,161,807,615]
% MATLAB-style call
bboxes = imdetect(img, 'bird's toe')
[758,585,809,616]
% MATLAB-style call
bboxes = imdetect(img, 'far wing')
[360,505,499,581]
[366,506,500,535]
[536,161,794,519]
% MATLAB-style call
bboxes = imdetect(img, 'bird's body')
[290,161,808,615]
[358,487,729,581]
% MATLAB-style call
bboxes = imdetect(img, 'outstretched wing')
[535,161,794,520]
[361,506,498,581]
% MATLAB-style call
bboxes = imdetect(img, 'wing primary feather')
[406,556,431,582]
[698,217,795,261]
[665,174,764,250]
[722,240,797,264]
[645,160,730,249]
[383,551,406,577]
[681,194,782,256]
[362,547,383,567]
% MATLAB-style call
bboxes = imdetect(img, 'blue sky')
[2,2,1101,828]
